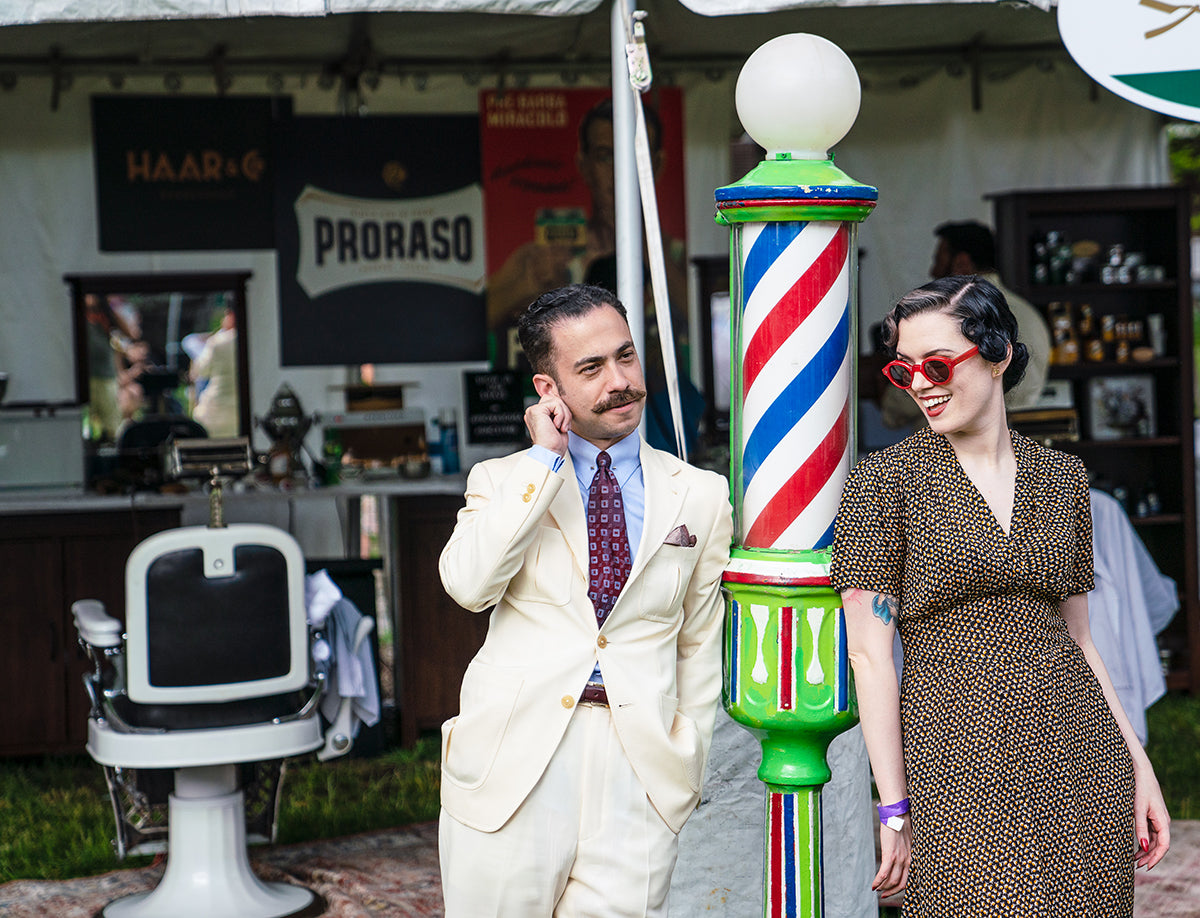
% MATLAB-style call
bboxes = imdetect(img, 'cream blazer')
[438,440,733,834]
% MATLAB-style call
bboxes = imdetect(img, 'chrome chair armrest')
[73,599,127,718]
[73,599,123,648]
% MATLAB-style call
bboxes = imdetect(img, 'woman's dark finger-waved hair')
[881,275,1029,394]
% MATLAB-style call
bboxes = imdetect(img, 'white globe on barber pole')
[1059,0,1200,122]
[736,34,861,159]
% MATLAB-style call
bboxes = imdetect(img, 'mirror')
[66,272,252,447]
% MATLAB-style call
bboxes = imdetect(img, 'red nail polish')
[1140,838,1149,853]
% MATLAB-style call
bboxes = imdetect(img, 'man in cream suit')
[438,284,733,917]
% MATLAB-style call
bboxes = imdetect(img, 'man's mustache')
[593,388,647,414]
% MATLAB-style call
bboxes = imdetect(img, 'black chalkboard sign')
[465,371,526,444]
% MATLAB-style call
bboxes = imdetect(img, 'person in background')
[437,283,732,917]
[832,275,1169,914]
[190,306,239,437]
[929,220,1051,409]
[84,293,145,441]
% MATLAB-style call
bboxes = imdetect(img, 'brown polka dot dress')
[830,426,1135,917]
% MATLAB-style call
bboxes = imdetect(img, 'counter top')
[0,475,470,515]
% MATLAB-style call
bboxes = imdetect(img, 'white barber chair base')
[100,766,323,918]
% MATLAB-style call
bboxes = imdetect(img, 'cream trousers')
[440,703,680,918]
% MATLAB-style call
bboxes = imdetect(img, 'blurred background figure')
[863,220,1054,445]
[190,306,239,437]
[84,293,145,442]
[929,220,1051,410]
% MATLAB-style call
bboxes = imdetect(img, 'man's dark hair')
[934,221,997,272]
[881,275,1029,394]
[578,96,663,155]
[517,284,629,379]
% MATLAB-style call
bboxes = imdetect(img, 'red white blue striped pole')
[738,220,853,551]
[717,35,876,918]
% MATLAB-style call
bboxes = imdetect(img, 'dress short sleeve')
[830,451,906,597]
[1064,459,1095,596]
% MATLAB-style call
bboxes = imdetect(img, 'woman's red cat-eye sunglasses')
[882,345,980,389]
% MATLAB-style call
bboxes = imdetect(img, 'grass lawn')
[0,736,440,883]
[2,692,1198,883]
[1143,691,1200,819]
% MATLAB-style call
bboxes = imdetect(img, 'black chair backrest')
[146,544,292,688]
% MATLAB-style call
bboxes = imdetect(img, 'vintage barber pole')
[717,35,876,917]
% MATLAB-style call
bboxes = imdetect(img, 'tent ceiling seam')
[0,40,1069,79]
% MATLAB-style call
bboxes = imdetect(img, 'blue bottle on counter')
[439,407,460,475]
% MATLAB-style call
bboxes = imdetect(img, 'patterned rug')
[0,822,442,918]
[1,819,1196,917]
[1134,819,1200,918]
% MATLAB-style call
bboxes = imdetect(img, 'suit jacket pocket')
[633,545,689,623]
[661,692,703,791]
[506,526,574,606]
[442,661,524,791]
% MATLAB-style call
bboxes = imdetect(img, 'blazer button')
[596,635,608,649]
[561,695,575,709]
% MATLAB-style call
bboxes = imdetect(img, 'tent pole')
[611,0,645,380]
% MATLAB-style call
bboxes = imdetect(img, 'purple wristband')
[876,798,910,821]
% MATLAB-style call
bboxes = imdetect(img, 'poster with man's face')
[479,88,687,373]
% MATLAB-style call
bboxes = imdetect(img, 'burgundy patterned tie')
[586,450,632,626]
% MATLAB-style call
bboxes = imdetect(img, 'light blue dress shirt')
[528,430,645,688]
[528,431,645,562]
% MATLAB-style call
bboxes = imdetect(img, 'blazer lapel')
[627,441,687,586]
[547,450,590,582]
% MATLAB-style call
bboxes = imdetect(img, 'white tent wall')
[834,62,1169,342]
[0,51,1169,466]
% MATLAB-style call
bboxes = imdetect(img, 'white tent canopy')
[2,0,1052,26]
[0,1,1061,67]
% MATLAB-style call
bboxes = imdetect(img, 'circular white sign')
[1059,0,1200,122]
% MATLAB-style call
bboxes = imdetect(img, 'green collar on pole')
[715,155,878,225]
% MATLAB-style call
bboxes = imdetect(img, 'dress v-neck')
[938,429,1022,539]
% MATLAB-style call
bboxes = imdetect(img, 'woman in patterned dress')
[830,275,1170,916]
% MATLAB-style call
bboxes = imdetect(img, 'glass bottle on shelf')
[1080,304,1105,362]
[1048,301,1079,365]
[1115,315,1132,363]
[322,426,343,485]
[1048,231,1073,285]
[439,407,461,475]
[1101,314,1116,347]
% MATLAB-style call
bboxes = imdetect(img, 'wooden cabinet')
[388,495,489,746]
[0,509,179,756]
[992,186,1198,692]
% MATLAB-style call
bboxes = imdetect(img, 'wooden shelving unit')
[992,186,1197,693]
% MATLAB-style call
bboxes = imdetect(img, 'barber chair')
[73,441,371,918]
[115,415,208,490]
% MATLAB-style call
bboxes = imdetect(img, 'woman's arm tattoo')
[871,594,897,626]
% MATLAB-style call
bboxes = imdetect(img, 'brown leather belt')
[579,682,609,706]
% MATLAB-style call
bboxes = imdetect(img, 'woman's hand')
[1133,758,1170,870]
[874,818,911,899]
